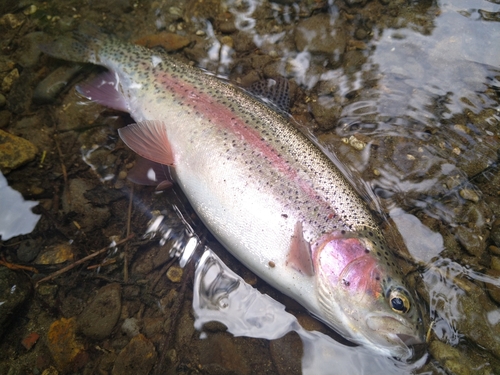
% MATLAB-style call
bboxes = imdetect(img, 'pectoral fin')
[287,221,314,276]
[118,120,175,166]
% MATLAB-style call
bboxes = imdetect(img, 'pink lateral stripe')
[156,71,323,204]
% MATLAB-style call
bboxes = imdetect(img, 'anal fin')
[127,156,173,190]
[287,221,314,276]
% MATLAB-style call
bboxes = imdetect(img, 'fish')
[42,24,425,359]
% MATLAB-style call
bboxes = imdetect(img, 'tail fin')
[39,22,111,64]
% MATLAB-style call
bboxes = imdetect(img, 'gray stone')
[33,65,83,104]
[62,178,110,231]
[77,283,121,340]
[491,219,500,247]
[294,13,348,58]
[112,334,157,375]
[0,267,31,337]
[15,31,52,68]
[16,238,41,262]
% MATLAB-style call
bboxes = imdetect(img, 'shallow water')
[0,0,499,374]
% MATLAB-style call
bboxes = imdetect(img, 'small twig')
[35,234,134,286]
[149,256,178,292]
[0,258,39,273]
[53,134,70,206]
[123,184,134,283]
[86,258,117,270]
[154,260,194,375]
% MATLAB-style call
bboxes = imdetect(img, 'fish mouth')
[365,314,426,360]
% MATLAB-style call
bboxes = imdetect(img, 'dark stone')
[0,267,31,337]
[111,334,157,375]
[77,283,122,340]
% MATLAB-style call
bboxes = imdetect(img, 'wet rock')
[0,129,38,173]
[216,12,237,34]
[309,95,341,130]
[485,269,500,305]
[269,332,302,375]
[294,14,347,58]
[15,31,52,68]
[47,317,86,372]
[202,321,228,333]
[458,140,498,178]
[54,85,107,131]
[173,300,196,345]
[0,110,11,128]
[166,265,183,282]
[454,223,488,258]
[459,188,480,203]
[135,32,191,52]
[21,331,40,350]
[0,93,5,108]
[197,333,251,374]
[6,68,35,114]
[452,277,500,359]
[33,65,83,104]
[233,32,256,53]
[429,340,471,375]
[131,243,173,275]
[185,0,221,25]
[62,178,110,231]
[37,284,58,309]
[142,316,164,341]
[96,351,117,374]
[491,219,500,247]
[1,68,18,92]
[77,283,121,340]
[0,13,24,28]
[16,238,41,262]
[111,334,157,375]
[35,243,75,265]
[0,267,31,337]
[491,256,500,271]
[121,317,141,338]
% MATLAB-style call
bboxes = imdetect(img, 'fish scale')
[43,25,425,359]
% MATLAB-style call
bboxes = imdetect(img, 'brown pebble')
[166,266,183,283]
[135,32,190,52]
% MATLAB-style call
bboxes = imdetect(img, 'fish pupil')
[391,297,407,313]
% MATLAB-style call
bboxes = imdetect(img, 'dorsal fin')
[248,77,290,113]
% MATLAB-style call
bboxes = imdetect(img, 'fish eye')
[389,289,410,314]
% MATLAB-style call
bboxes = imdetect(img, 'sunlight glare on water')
[192,249,427,375]
[0,172,40,241]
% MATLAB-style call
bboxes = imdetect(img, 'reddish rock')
[21,331,39,350]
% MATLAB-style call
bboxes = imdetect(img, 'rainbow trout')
[43,26,425,358]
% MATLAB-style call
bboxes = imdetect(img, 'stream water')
[0,0,499,374]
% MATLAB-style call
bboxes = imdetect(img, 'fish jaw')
[312,232,425,359]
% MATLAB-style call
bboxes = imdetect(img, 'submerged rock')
[0,267,31,337]
[112,334,157,375]
[77,283,122,340]
[47,317,86,373]
[62,178,111,231]
[0,129,38,173]
[294,13,347,59]
[33,65,83,104]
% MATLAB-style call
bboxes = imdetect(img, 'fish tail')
[40,22,111,64]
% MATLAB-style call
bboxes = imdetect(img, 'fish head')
[311,232,425,360]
